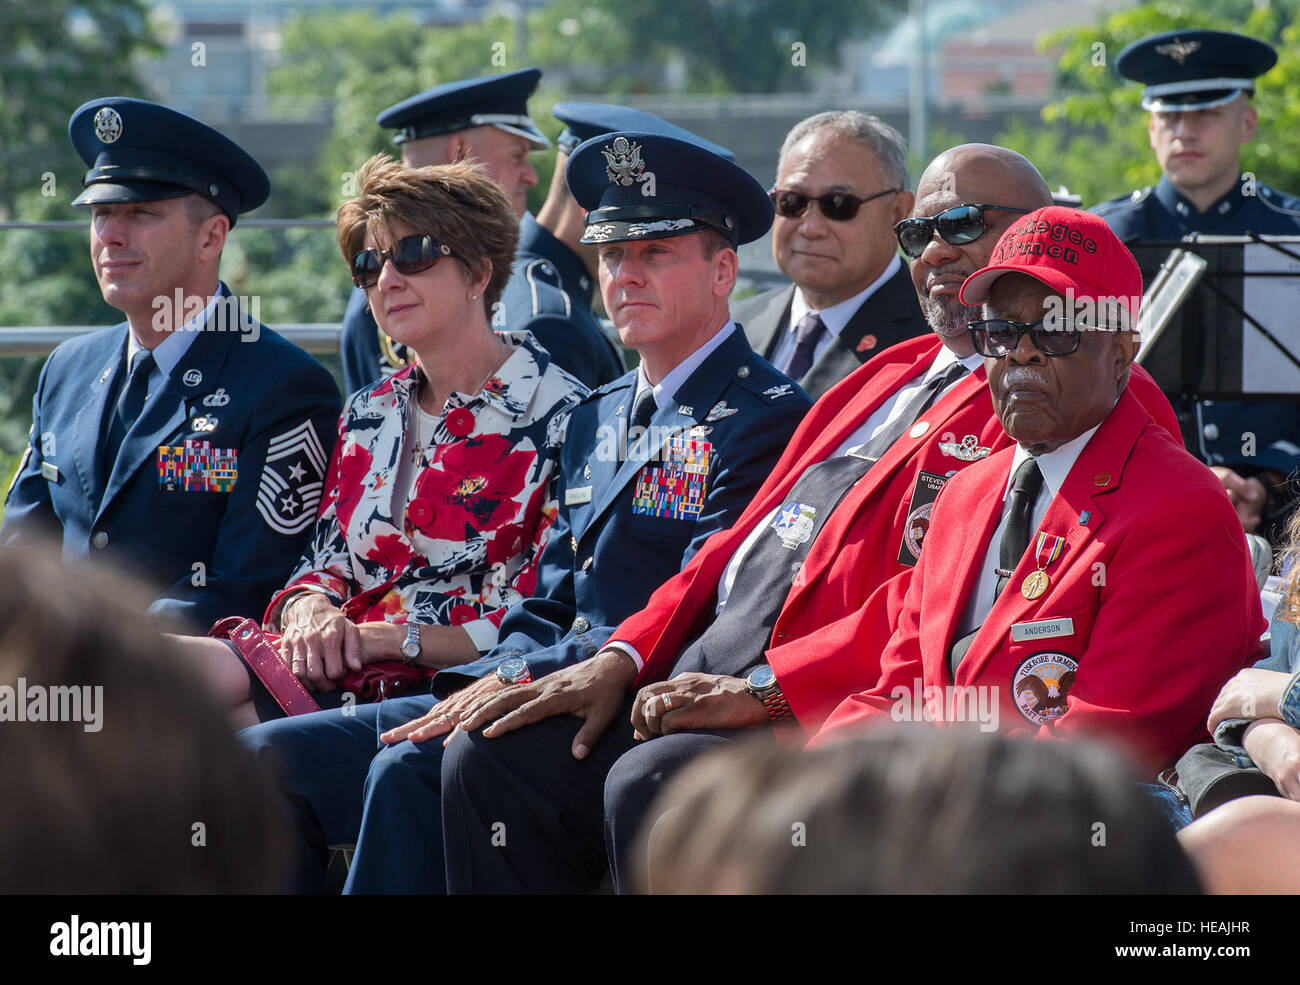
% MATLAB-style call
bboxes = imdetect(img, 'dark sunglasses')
[769,186,900,222]
[350,233,454,289]
[893,204,1031,259]
[967,318,1114,358]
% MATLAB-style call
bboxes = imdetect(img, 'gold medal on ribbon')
[1021,532,1064,600]
[1021,568,1049,599]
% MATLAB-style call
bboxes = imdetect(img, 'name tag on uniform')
[565,486,593,506]
[1011,617,1075,643]
[41,462,60,482]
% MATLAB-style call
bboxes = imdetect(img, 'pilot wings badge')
[938,434,991,462]
[603,136,647,186]
[1155,38,1201,66]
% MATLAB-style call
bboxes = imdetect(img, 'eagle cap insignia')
[93,106,123,143]
[602,136,647,186]
[1155,38,1201,66]
[939,434,991,462]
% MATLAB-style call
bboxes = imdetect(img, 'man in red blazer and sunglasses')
[812,206,1266,779]
[439,146,1182,893]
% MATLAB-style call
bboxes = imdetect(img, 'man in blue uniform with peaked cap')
[2,97,340,631]
[1092,29,1300,543]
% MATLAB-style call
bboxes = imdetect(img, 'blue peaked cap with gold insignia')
[1116,29,1277,112]
[69,97,269,225]
[551,101,734,160]
[568,131,772,247]
[377,67,549,149]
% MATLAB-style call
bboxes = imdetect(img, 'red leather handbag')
[209,617,431,716]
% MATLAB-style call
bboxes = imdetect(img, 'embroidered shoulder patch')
[256,421,328,536]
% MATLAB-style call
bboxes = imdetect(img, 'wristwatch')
[496,656,532,685]
[746,665,793,723]
[400,623,422,665]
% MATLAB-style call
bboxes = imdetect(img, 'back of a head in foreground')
[0,544,291,892]
[641,727,1201,894]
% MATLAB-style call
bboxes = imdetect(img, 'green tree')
[995,1,1300,207]
[0,2,161,219]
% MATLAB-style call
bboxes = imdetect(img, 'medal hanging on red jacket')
[1022,532,1064,600]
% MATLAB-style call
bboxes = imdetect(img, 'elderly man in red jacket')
[440,146,1181,893]
[812,207,1266,780]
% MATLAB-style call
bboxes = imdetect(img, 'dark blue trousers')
[239,692,449,894]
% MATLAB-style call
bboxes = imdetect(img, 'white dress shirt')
[768,253,902,372]
[124,284,221,397]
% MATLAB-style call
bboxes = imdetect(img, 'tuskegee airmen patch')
[631,435,711,520]
[1012,651,1078,726]
[898,471,947,565]
[255,420,327,536]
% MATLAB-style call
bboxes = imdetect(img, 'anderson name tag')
[1011,617,1075,643]
[564,486,593,506]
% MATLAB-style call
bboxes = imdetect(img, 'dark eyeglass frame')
[350,233,454,289]
[967,318,1119,358]
[893,204,1032,258]
[768,186,901,222]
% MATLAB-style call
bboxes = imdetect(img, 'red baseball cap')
[958,206,1142,325]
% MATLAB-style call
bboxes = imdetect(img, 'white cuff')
[602,640,645,673]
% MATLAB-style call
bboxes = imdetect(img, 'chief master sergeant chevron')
[1091,29,1300,544]
[1,98,341,631]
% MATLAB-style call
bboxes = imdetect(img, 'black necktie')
[784,312,827,381]
[629,385,657,432]
[104,350,154,468]
[948,457,1044,677]
[995,458,1045,600]
[670,360,968,679]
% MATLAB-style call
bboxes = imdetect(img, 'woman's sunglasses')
[351,233,454,289]
[893,204,1031,259]
[968,318,1104,358]
[769,187,900,222]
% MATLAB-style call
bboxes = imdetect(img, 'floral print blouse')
[263,330,588,653]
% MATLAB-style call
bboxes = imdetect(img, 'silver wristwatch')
[496,656,532,685]
[400,623,422,665]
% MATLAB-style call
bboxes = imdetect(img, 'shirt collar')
[126,283,223,377]
[927,340,985,380]
[635,320,739,410]
[1155,174,1244,222]
[1003,407,1113,503]
[787,253,902,339]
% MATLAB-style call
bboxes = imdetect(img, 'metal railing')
[0,324,342,357]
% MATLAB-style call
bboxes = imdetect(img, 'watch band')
[761,687,794,723]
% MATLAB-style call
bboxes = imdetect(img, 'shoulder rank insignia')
[704,401,738,422]
[938,434,991,462]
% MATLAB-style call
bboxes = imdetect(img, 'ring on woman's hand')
[662,693,673,712]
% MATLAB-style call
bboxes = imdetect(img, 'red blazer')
[614,334,1180,733]
[811,388,1266,772]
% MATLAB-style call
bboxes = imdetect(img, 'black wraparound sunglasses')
[893,204,1031,258]
[967,318,1117,358]
[769,186,900,222]
[351,233,454,289]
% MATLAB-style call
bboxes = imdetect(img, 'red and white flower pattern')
[264,331,587,653]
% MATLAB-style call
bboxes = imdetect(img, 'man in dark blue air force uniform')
[1092,29,1300,543]
[240,131,811,894]
[340,68,621,395]
[1,98,340,631]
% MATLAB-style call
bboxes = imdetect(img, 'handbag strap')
[210,616,322,717]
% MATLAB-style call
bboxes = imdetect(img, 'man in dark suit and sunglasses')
[732,111,929,400]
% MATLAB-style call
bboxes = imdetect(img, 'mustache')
[999,367,1052,390]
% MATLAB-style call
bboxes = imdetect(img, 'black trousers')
[440,699,741,893]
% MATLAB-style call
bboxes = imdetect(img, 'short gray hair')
[778,111,907,190]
